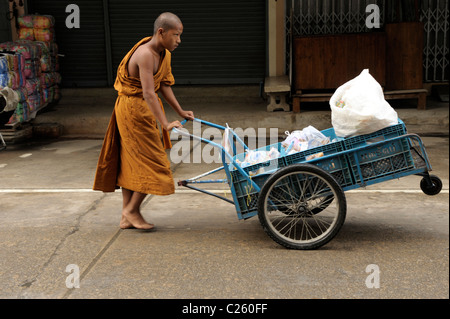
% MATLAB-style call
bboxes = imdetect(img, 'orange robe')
[93,37,175,195]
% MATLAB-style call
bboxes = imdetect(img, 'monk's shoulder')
[128,45,151,77]
[132,45,152,64]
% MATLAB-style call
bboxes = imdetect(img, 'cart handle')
[172,118,262,192]
[173,117,249,158]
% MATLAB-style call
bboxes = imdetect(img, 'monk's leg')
[122,190,154,230]
[120,188,134,229]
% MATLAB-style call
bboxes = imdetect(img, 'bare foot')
[121,209,154,230]
[119,215,135,229]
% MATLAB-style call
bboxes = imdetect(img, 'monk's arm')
[139,55,181,130]
[159,84,194,120]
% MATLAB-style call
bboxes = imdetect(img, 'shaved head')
[153,12,182,35]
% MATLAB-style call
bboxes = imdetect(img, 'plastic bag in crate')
[330,69,398,138]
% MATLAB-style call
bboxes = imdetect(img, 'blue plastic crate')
[230,169,268,219]
[231,142,285,176]
[347,137,415,184]
[282,128,352,186]
[229,127,353,217]
[229,142,286,219]
[312,154,354,187]
[342,120,414,184]
[343,120,407,150]
[282,128,344,162]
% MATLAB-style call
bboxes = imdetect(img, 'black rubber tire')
[257,164,346,250]
[420,174,442,196]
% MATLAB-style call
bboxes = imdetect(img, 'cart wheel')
[420,174,442,196]
[257,164,346,250]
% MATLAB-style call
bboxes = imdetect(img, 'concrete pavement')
[0,133,448,299]
[0,85,448,302]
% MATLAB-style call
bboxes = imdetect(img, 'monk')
[93,12,194,230]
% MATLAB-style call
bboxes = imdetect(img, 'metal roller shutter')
[108,0,266,84]
[27,0,108,87]
[28,0,266,86]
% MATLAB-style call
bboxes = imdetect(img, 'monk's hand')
[166,121,183,131]
[179,110,194,121]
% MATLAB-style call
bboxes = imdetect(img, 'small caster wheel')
[420,174,442,196]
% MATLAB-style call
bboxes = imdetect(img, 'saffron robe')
[93,36,175,195]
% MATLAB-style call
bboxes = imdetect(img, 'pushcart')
[173,118,442,250]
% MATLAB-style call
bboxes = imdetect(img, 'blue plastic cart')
[174,118,442,250]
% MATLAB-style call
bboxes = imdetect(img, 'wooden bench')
[292,88,428,113]
[383,89,428,110]
[264,75,291,112]
[292,92,332,113]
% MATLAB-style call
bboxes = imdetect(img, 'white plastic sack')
[302,126,330,148]
[329,69,398,137]
[0,87,19,113]
[222,123,232,155]
[282,126,330,153]
[239,147,281,168]
[282,130,308,152]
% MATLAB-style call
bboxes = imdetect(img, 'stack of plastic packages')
[0,40,41,123]
[35,41,60,105]
[18,15,55,42]
[0,49,30,123]
[0,52,26,90]
[13,87,29,123]
[0,14,61,125]
[18,15,60,107]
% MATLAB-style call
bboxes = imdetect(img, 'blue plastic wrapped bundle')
[42,86,54,104]
[1,41,42,80]
[9,101,30,123]
[27,93,40,112]
[8,72,21,89]
[0,54,8,73]
[0,53,26,89]
[24,78,40,96]
[0,73,8,87]
[39,72,53,87]
[0,54,9,88]
[14,87,28,102]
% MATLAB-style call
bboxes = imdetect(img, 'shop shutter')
[28,0,266,86]
[27,0,108,87]
[108,0,266,84]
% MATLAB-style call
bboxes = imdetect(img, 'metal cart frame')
[174,118,442,250]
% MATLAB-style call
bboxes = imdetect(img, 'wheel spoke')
[310,195,334,211]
